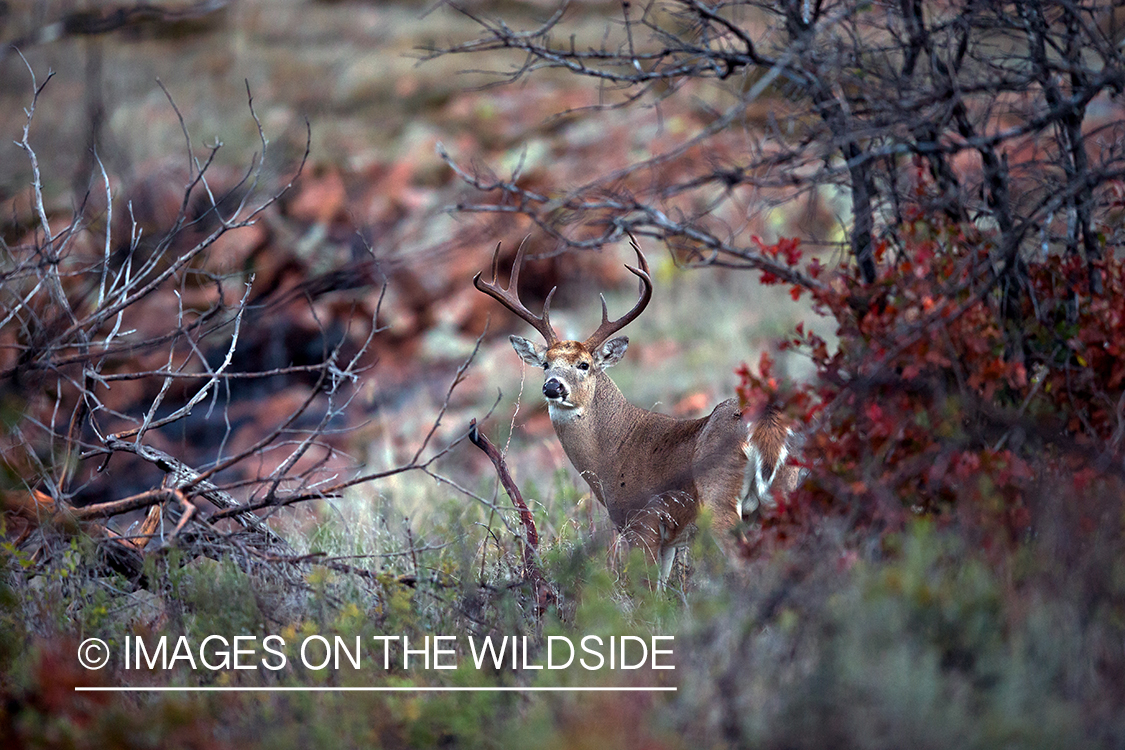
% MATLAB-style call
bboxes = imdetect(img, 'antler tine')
[473,239,560,346]
[583,233,654,350]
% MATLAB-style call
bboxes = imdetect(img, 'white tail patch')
[740,409,792,518]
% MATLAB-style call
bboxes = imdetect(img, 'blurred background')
[0,0,813,524]
[5,5,1125,748]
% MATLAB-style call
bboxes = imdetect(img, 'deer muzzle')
[543,378,568,401]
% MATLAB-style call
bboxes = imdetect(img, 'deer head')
[474,237,653,420]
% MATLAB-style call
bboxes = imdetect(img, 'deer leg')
[620,508,662,565]
[699,477,746,565]
[656,545,677,589]
[622,493,698,588]
[618,504,669,591]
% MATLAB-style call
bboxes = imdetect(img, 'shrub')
[738,212,1125,547]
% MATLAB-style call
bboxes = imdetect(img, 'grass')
[7,229,1120,746]
[5,459,1124,747]
[2,4,1121,744]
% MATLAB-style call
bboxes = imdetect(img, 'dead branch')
[429,0,1125,300]
[468,418,556,616]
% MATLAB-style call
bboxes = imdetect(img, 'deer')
[474,236,800,586]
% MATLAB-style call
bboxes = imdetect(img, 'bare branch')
[429,0,1125,292]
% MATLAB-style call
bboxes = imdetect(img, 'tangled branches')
[430,0,1125,309]
[0,64,476,592]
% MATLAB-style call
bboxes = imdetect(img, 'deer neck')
[550,370,641,479]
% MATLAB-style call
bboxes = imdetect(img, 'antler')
[583,233,653,350]
[474,239,560,346]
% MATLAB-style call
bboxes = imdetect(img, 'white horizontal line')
[75,686,676,693]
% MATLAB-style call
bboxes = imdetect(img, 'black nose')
[543,378,567,400]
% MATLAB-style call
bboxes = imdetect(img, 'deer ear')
[510,335,547,367]
[595,336,629,368]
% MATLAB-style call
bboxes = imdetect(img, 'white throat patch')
[547,399,583,422]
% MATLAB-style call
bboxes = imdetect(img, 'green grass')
[6,490,1124,748]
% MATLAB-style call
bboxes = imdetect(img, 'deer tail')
[739,406,793,518]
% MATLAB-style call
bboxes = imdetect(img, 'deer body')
[477,238,797,583]
[565,389,751,579]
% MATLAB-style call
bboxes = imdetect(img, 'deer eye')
[577,362,590,371]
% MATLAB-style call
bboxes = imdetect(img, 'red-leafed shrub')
[739,219,1125,548]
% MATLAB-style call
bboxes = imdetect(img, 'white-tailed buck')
[475,237,799,585]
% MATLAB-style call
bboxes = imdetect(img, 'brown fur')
[529,345,786,582]
[478,238,797,583]
[742,406,800,517]
[550,370,747,559]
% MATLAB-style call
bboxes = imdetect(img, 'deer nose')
[543,378,568,401]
